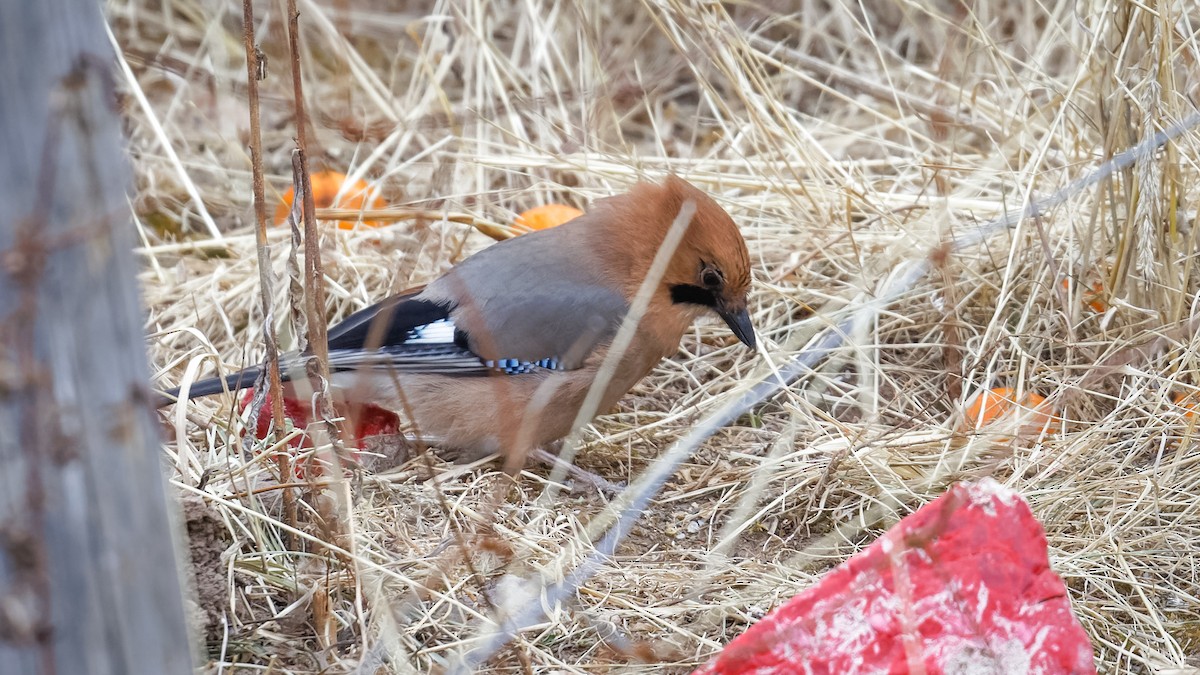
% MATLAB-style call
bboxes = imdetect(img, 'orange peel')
[274,170,384,230]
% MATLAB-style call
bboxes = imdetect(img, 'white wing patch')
[404,318,457,345]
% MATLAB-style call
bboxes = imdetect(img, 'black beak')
[717,304,756,349]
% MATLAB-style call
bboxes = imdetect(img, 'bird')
[161,176,756,466]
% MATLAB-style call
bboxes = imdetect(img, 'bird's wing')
[326,285,439,351]
[448,282,628,370]
[323,292,486,374]
[158,293,483,404]
[323,280,628,375]
[325,314,485,374]
[160,224,630,405]
[419,226,630,370]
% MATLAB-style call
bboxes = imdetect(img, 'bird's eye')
[701,268,723,288]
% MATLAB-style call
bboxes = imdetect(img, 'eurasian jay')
[161,176,755,463]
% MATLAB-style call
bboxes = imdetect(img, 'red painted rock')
[695,479,1095,674]
[239,389,401,476]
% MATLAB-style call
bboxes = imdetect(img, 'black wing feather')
[159,367,263,404]
[326,293,451,352]
[160,292,485,406]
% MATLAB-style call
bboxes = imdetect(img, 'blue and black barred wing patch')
[482,357,565,375]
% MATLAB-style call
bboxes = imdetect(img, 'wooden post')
[0,1,194,673]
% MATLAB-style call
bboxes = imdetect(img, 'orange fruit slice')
[513,204,583,233]
[961,387,1058,434]
[274,170,384,230]
[1060,278,1107,313]
[1173,391,1199,420]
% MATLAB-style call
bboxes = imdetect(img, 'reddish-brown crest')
[589,175,751,303]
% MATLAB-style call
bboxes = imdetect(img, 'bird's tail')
[157,367,262,408]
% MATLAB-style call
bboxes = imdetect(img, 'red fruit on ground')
[239,390,402,477]
[694,478,1096,675]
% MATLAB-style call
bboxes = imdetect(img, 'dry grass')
[113,0,1200,672]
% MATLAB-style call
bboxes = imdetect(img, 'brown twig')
[286,0,347,456]
[285,0,333,408]
[240,0,294,539]
[284,4,362,619]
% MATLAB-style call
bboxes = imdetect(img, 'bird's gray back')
[422,224,628,368]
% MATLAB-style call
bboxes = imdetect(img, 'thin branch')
[240,0,293,535]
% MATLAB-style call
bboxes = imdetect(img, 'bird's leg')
[527,446,624,496]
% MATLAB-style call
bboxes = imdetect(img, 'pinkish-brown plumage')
[164,176,755,464]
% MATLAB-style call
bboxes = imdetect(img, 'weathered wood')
[0,2,194,674]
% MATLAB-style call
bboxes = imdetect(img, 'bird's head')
[588,175,756,349]
[661,177,755,349]
[598,176,755,349]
